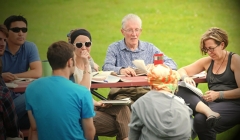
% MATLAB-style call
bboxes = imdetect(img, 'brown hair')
[47,41,75,70]
[200,27,228,55]
[0,24,8,37]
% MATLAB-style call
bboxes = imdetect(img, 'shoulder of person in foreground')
[0,84,19,138]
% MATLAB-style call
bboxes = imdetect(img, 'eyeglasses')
[74,42,92,48]
[9,27,28,33]
[202,44,220,54]
[123,28,142,34]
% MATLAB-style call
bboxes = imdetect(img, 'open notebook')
[179,81,203,97]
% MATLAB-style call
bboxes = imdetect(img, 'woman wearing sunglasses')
[70,29,130,140]
[177,27,240,140]
[67,29,99,73]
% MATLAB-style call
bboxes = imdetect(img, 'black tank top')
[207,52,237,91]
[207,52,239,103]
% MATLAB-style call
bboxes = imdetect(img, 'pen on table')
[93,72,99,77]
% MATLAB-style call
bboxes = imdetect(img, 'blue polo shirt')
[2,41,40,73]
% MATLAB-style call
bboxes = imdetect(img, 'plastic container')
[154,53,163,65]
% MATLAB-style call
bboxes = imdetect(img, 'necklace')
[210,51,227,83]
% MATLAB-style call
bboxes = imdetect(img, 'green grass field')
[1,0,240,139]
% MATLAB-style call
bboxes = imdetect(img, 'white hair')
[121,13,142,29]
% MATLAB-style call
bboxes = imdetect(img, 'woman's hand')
[81,50,90,64]
[203,90,219,102]
[183,76,196,87]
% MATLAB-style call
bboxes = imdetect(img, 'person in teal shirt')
[25,41,95,140]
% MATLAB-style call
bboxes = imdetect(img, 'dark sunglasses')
[9,27,28,33]
[75,42,92,48]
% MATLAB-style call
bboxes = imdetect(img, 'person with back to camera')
[102,13,177,103]
[129,64,192,140]
[177,27,240,140]
[69,28,130,140]
[25,41,95,140]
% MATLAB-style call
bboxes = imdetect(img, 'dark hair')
[47,41,75,70]
[70,29,91,44]
[0,24,8,37]
[3,15,28,30]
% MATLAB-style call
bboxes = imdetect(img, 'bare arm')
[178,57,210,78]
[82,118,95,140]
[178,57,210,86]
[15,61,42,78]
[220,54,240,99]
[78,64,91,88]
[27,110,38,140]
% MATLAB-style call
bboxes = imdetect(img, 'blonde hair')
[147,64,180,93]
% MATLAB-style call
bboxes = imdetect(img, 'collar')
[119,39,145,52]
[5,43,23,55]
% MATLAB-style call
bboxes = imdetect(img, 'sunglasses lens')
[76,43,83,48]
[85,42,91,47]
[10,28,28,33]
[10,28,20,33]
[22,28,28,33]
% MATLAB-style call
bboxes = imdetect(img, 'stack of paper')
[92,71,121,83]
[13,78,35,83]
[6,83,18,88]
[132,60,147,75]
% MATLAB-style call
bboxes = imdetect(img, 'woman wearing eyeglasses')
[70,29,130,140]
[177,27,240,140]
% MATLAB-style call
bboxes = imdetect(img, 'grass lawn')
[1,0,240,139]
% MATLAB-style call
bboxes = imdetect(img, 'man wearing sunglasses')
[2,15,42,130]
[2,15,42,81]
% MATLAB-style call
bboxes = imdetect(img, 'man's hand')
[2,72,17,82]
[120,67,137,77]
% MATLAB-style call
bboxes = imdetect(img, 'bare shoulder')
[194,56,212,68]
[231,53,240,71]
[232,53,240,61]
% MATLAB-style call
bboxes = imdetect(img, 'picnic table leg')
[91,89,107,100]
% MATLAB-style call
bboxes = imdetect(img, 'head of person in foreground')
[147,64,180,93]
